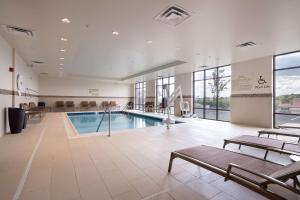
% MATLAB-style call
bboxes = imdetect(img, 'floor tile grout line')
[106,136,180,198]
[12,118,48,200]
[82,139,115,200]
[67,129,85,200]
[140,189,170,200]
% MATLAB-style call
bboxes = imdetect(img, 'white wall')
[14,53,39,107]
[231,56,273,128]
[39,76,133,108]
[39,76,132,97]
[0,34,39,137]
[0,35,12,90]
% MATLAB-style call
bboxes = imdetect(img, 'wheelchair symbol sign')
[258,76,267,85]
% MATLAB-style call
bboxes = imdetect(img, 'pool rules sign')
[232,74,271,94]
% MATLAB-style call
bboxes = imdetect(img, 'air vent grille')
[236,41,256,48]
[32,61,45,64]
[3,25,34,38]
[155,5,191,26]
[40,72,48,75]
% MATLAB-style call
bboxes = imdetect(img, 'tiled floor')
[0,112,298,200]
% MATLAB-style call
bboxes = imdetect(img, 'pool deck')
[0,112,299,200]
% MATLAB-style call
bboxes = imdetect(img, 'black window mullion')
[203,70,206,119]
[216,68,219,120]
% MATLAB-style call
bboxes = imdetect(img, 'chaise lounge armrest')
[282,141,300,148]
[225,163,300,194]
[266,147,300,157]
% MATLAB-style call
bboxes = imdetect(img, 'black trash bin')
[8,107,25,134]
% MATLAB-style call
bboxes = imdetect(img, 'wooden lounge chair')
[55,101,65,112]
[102,101,110,110]
[109,101,117,108]
[223,135,300,159]
[21,103,43,119]
[259,129,300,143]
[127,102,133,110]
[29,102,45,112]
[145,102,154,112]
[89,101,97,110]
[168,145,300,200]
[279,123,300,129]
[65,101,75,111]
[80,101,89,111]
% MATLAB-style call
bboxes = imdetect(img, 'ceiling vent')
[236,41,256,48]
[154,5,191,26]
[32,60,45,64]
[3,25,34,38]
[39,72,48,75]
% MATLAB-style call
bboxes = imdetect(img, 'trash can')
[8,107,25,134]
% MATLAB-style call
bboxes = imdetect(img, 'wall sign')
[88,88,99,96]
[232,75,253,91]
[255,75,271,90]
[232,74,271,95]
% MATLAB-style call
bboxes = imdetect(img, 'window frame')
[273,50,300,127]
[155,76,175,114]
[135,81,146,110]
[193,65,231,122]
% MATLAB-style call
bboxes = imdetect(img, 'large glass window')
[274,51,300,127]
[135,82,146,110]
[193,65,231,121]
[156,76,175,114]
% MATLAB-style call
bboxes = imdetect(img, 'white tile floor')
[0,112,298,200]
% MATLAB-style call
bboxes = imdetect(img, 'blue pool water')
[68,112,166,134]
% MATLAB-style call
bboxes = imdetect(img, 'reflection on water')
[68,112,164,134]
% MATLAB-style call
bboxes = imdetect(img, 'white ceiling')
[0,0,300,82]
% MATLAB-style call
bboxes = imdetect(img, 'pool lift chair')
[163,85,190,129]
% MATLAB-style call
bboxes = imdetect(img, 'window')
[156,76,175,114]
[135,82,146,110]
[274,51,300,127]
[193,65,231,121]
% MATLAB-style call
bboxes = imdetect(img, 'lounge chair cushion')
[176,145,283,184]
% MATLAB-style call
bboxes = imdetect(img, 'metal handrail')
[96,106,112,137]
[108,109,111,137]
[96,111,106,132]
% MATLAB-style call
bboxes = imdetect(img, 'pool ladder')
[96,108,111,137]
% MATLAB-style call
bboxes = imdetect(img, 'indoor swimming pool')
[67,111,173,134]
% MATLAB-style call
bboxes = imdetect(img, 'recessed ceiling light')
[61,18,71,23]
[112,31,119,35]
[59,67,64,70]
[61,37,68,41]
[147,40,153,44]
[59,57,64,60]
[59,63,64,66]
[60,49,66,52]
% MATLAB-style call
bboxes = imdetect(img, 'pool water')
[68,112,165,134]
